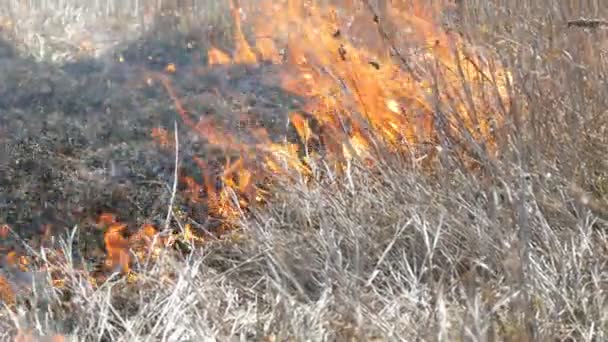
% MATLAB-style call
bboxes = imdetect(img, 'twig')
[567,18,608,29]
[164,120,179,231]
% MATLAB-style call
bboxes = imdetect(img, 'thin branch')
[567,18,608,29]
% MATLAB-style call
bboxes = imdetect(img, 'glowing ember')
[0,224,9,239]
[14,331,66,342]
[151,127,173,148]
[165,63,177,73]
[97,212,118,226]
[0,274,15,306]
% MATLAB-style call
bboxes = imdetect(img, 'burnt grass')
[0,16,305,256]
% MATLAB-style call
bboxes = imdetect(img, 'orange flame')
[151,127,174,148]
[146,0,511,240]
[103,222,130,274]
[14,331,66,342]
[208,47,232,65]
[229,0,258,65]
[0,224,9,239]
[0,274,15,306]
[99,214,171,275]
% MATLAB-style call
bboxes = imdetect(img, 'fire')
[98,214,169,275]
[0,224,9,239]
[229,0,258,65]
[103,222,131,274]
[0,0,512,299]
[146,0,511,237]
[14,331,65,342]
[151,127,173,148]
[208,47,232,65]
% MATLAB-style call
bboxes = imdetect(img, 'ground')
[0,12,303,239]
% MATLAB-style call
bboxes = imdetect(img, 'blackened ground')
[0,16,305,256]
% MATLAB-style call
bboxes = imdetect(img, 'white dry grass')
[0,0,231,63]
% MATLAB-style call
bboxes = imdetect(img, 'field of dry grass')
[0,0,608,341]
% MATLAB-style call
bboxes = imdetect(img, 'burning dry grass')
[142,0,513,231]
[2,155,608,340]
[1,0,608,341]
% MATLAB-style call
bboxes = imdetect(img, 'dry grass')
[1,0,608,341]
[0,0,232,62]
